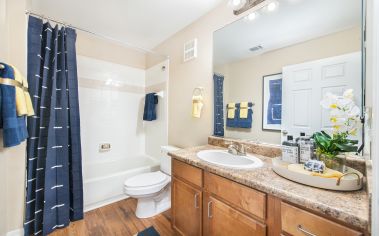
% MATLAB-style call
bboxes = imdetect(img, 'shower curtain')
[24,16,83,236]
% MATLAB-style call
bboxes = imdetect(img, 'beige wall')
[153,4,250,147]
[0,0,8,233]
[216,27,361,144]
[76,31,147,69]
[0,0,29,234]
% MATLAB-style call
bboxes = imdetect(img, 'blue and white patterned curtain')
[24,16,83,236]
[213,73,224,137]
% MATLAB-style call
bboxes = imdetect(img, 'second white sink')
[197,150,264,169]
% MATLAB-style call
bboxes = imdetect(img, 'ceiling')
[30,0,225,50]
[214,0,361,66]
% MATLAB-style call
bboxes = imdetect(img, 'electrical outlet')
[99,143,111,152]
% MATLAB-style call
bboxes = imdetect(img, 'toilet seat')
[124,171,170,196]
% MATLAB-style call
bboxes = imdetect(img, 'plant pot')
[317,153,347,173]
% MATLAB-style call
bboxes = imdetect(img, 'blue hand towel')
[0,63,28,147]
[143,93,158,121]
[226,102,253,129]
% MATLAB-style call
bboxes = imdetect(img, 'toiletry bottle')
[298,134,315,161]
[298,132,313,163]
[281,135,299,164]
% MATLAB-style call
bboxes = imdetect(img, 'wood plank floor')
[50,198,174,236]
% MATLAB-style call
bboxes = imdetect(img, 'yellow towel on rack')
[11,66,35,116]
[227,103,235,119]
[240,102,248,119]
[192,95,203,118]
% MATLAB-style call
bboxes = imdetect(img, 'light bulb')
[232,0,241,6]
[228,0,246,10]
[246,12,257,21]
[267,2,278,12]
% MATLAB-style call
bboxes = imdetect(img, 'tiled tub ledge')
[169,144,370,232]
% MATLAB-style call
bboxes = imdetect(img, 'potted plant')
[313,89,360,172]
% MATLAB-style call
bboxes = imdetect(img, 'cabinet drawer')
[203,194,266,236]
[281,202,362,236]
[204,172,266,220]
[172,159,203,188]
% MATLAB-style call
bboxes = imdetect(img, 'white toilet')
[124,145,180,218]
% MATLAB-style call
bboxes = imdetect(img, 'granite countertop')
[169,145,370,231]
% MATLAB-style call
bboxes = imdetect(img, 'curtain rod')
[25,10,160,55]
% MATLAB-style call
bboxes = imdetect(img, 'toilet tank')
[160,145,180,175]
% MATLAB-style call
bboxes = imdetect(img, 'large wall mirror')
[213,0,365,146]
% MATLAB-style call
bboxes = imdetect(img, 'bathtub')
[83,155,160,212]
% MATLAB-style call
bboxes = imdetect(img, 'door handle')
[194,193,199,209]
[207,201,213,218]
[297,225,317,236]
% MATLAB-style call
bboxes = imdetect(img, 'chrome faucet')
[227,143,246,156]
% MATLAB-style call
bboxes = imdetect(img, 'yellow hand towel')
[240,102,248,119]
[227,103,235,119]
[192,95,203,118]
[11,66,35,116]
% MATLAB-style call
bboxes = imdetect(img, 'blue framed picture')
[262,73,282,131]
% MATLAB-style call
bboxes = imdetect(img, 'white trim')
[371,0,379,234]
[84,195,129,212]
[6,228,23,236]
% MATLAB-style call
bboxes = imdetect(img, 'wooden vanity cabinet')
[172,160,203,236]
[171,159,364,236]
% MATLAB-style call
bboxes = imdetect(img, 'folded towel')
[0,63,28,147]
[192,95,203,118]
[11,66,34,116]
[240,102,248,119]
[226,103,253,129]
[143,93,158,121]
[227,103,235,119]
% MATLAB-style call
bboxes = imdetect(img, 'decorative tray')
[272,157,363,191]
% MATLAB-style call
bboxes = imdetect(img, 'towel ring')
[193,87,204,97]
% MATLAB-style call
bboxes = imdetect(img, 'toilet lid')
[124,171,168,188]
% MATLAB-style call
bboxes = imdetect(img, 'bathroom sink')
[197,150,264,169]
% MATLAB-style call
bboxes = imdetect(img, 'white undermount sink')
[196,150,264,169]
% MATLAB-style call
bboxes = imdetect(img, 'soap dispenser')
[281,135,299,164]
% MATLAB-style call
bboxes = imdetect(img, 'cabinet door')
[203,194,266,236]
[172,177,202,236]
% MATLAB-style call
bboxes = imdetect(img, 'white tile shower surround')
[77,56,169,211]
[145,61,169,159]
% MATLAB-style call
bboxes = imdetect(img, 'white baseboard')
[84,195,130,212]
[6,228,23,236]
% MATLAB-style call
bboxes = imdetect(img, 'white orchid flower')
[320,93,338,109]
[343,89,354,100]
[320,89,360,136]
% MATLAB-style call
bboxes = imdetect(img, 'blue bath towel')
[226,102,253,129]
[0,63,28,147]
[143,93,158,121]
